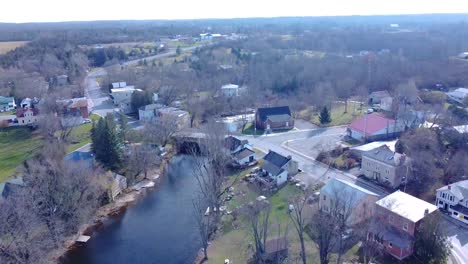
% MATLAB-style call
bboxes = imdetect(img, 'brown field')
[0,41,29,54]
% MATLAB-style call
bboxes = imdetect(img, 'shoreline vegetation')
[55,151,175,263]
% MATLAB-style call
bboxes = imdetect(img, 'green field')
[299,101,364,127]
[0,127,42,182]
[66,114,100,153]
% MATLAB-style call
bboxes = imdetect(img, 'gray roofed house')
[319,178,380,225]
[361,145,409,188]
[260,150,298,187]
[369,90,391,104]
[0,96,16,112]
[435,180,468,224]
[224,136,255,166]
[255,106,294,131]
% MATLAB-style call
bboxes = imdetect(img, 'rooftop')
[437,180,468,200]
[110,86,140,93]
[234,148,255,160]
[351,140,397,152]
[369,90,391,99]
[376,190,437,223]
[221,84,239,89]
[361,145,406,167]
[257,106,292,122]
[348,113,395,135]
[321,178,379,207]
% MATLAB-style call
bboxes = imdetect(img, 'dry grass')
[0,41,29,54]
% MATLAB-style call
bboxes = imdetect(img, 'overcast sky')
[2,0,468,23]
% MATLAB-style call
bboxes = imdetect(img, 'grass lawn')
[0,127,42,182]
[300,101,364,127]
[0,110,15,116]
[242,122,264,135]
[66,114,100,153]
[0,41,29,54]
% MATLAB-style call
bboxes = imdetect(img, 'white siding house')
[110,86,142,114]
[436,180,468,224]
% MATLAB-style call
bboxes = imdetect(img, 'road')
[237,127,389,196]
[84,45,202,118]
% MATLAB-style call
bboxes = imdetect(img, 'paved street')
[237,126,388,196]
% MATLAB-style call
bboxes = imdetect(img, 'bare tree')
[125,144,161,183]
[288,190,309,264]
[242,199,271,263]
[143,116,179,147]
[191,121,232,223]
[192,195,210,261]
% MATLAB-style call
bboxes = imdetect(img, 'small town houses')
[436,180,468,224]
[0,96,16,112]
[258,150,298,187]
[224,136,256,166]
[255,106,294,132]
[320,178,439,261]
[110,83,142,114]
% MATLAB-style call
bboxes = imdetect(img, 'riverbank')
[55,151,175,263]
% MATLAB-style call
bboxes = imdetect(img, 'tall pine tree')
[91,114,123,170]
[319,106,331,124]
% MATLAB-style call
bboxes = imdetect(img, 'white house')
[260,150,298,186]
[447,88,468,104]
[138,104,163,122]
[381,96,394,112]
[112,82,127,89]
[224,136,256,166]
[436,180,468,224]
[16,108,39,126]
[0,96,16,112]
[110,86,142,114]
[221,84,240,97]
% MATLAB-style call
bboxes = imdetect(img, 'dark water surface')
[65,156,201,264]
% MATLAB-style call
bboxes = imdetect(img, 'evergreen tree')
[91,114,123,170]
[118,113,129,143]
[131,90,152,113]
[319,106,331,124]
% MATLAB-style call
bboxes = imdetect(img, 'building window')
[442,193,446,199]
[453,212,458,216]
[403,223,408,231]
[389,243,393,248]
[439,200,443,205]
[389,215,394,223]
[450,196,454,201]
[323,195,326,201]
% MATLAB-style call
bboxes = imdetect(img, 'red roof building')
[347,113,404,142]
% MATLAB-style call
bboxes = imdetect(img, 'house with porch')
[369,191,437,260]
[255,106,294,131]
[360,145,409,188]
[259,150,298,187]
[435,180,468,224]
[57,97,90,127]
[347,113,405,142]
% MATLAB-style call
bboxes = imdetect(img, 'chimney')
[424,208,429,216]
[448,185,451,190]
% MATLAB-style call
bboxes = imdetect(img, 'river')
[64,155,202,264]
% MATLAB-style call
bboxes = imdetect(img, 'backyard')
[208,170,361,263]
[0,127,42,182]
[299,101,364,127]
[66,114,100,153]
